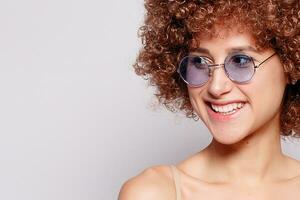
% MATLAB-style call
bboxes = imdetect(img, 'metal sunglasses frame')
[177,52,277,87]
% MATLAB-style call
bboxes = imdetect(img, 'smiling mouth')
[208,102,246,116]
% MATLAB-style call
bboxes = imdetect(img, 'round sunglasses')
[177,52,276,87]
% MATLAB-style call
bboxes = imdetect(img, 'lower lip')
[206,104,245,122]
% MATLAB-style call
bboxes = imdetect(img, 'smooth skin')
[118,28,300,200]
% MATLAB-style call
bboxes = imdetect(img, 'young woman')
[119,0,300,199]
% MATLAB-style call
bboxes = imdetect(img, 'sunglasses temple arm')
[256,53,276,68]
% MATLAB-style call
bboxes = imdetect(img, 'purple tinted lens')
[225,55,255,83]
[179,56,209,86]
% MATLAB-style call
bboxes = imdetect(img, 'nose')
[206,66,233,98]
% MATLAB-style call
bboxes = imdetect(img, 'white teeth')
[237,103,243,108]
[211,102,245,114]
[219,106,224,112]
[211,104,219,112]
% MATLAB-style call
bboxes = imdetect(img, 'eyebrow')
[193,45,259,55]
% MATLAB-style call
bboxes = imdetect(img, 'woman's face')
[188,28,287,144]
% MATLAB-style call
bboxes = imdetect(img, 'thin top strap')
[170,165,182,200]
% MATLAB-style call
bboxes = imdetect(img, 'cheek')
[240,62,287,123]
[249,58,286,99]
[188,87,200,111]
[187,87,206,116]
[259,63,286,105]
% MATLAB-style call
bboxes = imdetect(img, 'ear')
[282,63,297,85]
[284,72,293,85]
[286,76,291,85]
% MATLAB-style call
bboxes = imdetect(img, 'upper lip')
[205,100,246,106]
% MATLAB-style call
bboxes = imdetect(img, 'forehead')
[191,26,258,52]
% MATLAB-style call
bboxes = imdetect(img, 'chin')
[210,129,251,145]
[213,136,244,145]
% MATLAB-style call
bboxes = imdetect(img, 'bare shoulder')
[285,156,300,177]
[118,165,175,200]
[292,159,300,181]
[282,156,300,187]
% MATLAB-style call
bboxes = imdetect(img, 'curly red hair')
[134,0,300,137]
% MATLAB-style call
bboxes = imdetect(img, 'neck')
[203,114,286,185]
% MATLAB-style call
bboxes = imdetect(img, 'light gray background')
[0,0,299,199]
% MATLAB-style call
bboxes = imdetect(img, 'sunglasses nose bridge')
[208,63,225,76]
